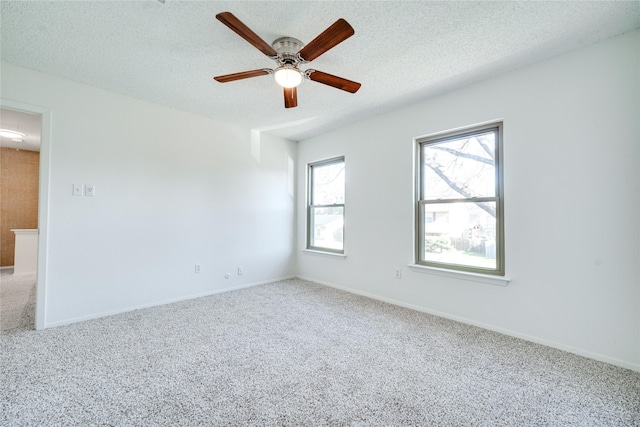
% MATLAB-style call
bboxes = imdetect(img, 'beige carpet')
[0,268,35,332]
[1,278,639,426]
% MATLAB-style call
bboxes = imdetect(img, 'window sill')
[302,249,346,259]
[408,264,511,286]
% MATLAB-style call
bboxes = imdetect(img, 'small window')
[416,122,504,275]
[307,157,345,253]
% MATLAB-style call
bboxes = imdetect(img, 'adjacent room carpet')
[0,269,35,332]
[1,278,639,426]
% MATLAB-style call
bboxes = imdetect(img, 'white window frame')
[307,156,345,254]
[415,122,504,276]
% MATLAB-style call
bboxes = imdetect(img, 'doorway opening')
[0,100,51,330]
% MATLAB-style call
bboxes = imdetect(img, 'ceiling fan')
[213,12,361,108]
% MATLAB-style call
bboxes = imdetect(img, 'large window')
[416,122,504,275]
[307,157,345,253]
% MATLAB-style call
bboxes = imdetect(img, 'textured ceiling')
[1,1,639,141]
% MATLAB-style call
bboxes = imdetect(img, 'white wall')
[296,30,640,370]
[1,62,297,326]
[1,30,637,370]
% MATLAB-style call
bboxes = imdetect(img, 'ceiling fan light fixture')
[214,13,360,108]
[0,129,25,139]
[274,66,303,88]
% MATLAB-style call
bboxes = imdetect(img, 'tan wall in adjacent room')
[0,148,40,267]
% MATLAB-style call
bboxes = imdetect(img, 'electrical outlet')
[237,266,243,276]
[224,273,231,279]
[73,184,83,196]
[194,264,201,273]
[395,269,402,279]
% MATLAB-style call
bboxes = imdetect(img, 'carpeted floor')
[0,268,35,332]
[1,278,639,426]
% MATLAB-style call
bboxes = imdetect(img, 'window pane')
[310,206,344,251]
[421,201,497,270]
[312,161,345,205]
[422,131,496,200]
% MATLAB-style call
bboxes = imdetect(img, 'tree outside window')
[307,157,345,253]
[417,123,504,275]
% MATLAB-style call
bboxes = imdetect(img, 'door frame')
[1,98,52,330]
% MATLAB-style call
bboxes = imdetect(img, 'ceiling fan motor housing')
[271,37,306,88]
[272,37,304,55]
[271,37,306,68]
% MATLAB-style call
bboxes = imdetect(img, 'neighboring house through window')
[416,122,504,275]
[307,157,345,253]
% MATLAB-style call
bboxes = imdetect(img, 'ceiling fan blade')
[307,70,361,93]
[216,12,278,57]
[284,87,298,108]
[298,19,354,62]
[214,69,271,83]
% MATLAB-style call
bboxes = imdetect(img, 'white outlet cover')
[85,184,95,196]
[73,184,83,196]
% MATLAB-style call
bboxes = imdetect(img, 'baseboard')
[0,265,14,270]
[44,275,296,329]
[296,275,640,373]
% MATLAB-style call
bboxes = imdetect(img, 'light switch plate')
[73,184,83,196]
[85,185,95,196]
